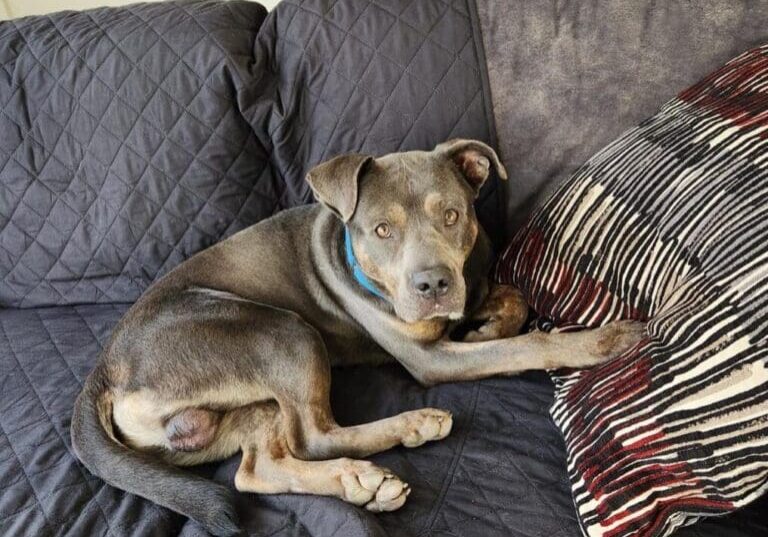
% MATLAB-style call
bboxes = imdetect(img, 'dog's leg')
[234,406,410,512]
[265,325,454,459]
[279,401,453,460]
[371,318,646,386]
[460,284,529,342]
[137,289,452,462]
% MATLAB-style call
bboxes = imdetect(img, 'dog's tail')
[70,366,241,537]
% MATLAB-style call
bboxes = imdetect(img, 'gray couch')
[0,1,766,536]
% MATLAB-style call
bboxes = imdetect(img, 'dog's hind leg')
[233,404,410,512]
[259,319,454,460]
[279,401,453,460]
[134,288,452,462]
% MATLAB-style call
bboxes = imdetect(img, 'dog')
[71,139,644,536]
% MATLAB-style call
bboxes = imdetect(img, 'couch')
[1,1,766,536]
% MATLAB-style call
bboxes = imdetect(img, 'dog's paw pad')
[401,408,453,448]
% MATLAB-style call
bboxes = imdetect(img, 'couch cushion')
[476,0,768,231]
[496,44,768,536]
[0,0,503,308]
[3,305,766,537]
[0,1,272,307]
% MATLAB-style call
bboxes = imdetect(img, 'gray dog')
[71,139,644,536]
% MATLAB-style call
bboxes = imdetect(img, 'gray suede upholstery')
[477,1,768,230]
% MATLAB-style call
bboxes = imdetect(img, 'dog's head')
[307,139,507,323]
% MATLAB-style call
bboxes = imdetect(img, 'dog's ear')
[436,139,507,195]
[306,154,373,222]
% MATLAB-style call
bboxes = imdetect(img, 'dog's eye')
[444,209,459,226]
[375,223,391,238]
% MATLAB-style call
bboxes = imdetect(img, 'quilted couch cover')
[1,1,766,537]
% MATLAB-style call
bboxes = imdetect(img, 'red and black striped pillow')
[495,45,768,537]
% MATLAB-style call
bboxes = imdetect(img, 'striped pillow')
[496,45,768,537]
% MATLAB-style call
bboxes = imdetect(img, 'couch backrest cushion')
[0,0,501,307]
[477,1,768,231]
[0,1,271,306]
[496,44,768,537]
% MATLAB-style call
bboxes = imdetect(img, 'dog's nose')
[411,266,452,298]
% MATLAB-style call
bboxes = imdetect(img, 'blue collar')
[344,227,386,299]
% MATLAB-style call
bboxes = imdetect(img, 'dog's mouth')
[392,290,466,324]
[421,301,465,321]
[398,308,464,324]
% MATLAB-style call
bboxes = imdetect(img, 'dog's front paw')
[462,317,514,342]
[364,474,410,512]
[400,408,453,448]
[461,284,528,342]
[337,460,410,512]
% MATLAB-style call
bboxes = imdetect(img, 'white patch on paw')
[401,408,453,448]
[338,461,408,512]
[365,476,410,512]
